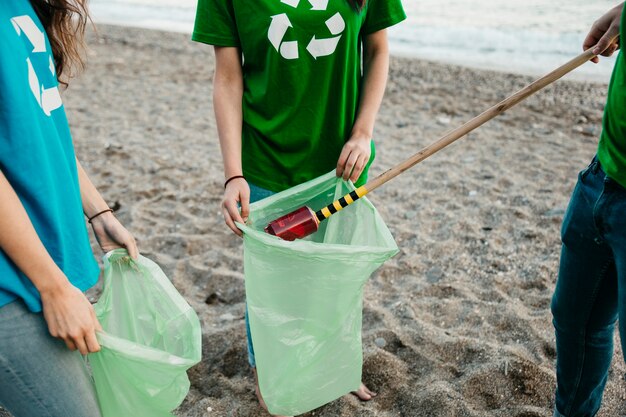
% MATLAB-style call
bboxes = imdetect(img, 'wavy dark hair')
[29,0,89,86]
[347,0,366,10]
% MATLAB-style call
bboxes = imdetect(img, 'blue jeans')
[245,183,277,368]
[551,157,626,417]
[0,300,102,417]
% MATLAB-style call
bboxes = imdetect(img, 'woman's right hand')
[585,2,623,63]
[0,171,101,355]
[40,279,102,355]
[222,177,250,237]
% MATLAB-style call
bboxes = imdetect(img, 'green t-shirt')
[598,3,626,188]
[193,0,406,192]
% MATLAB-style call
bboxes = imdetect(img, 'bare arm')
[0,169,100,354]
[584,2,623,63]
[75,159,138,258]
[213,46,248,236]
[337,29,390,182]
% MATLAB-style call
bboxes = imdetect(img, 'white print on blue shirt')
[10,15,62,116]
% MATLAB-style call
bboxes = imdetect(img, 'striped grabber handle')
[314,186,369,223]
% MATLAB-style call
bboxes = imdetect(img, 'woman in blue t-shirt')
[0,1,138,416]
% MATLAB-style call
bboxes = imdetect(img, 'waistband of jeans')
[590,156,602,174]
[590,156,626,191]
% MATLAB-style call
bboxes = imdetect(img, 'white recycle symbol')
[268,0,346,60]
[11,15,62,116]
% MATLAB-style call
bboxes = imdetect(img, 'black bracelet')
[224,175,245,189]
[88,208,114,224]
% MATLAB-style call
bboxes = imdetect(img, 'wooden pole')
[313,45,611,224]
[363,48,597,193]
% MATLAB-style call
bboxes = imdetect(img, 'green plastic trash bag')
[238,171,398,416]
[89,249,202,417]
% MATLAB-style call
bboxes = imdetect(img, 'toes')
[353,390,372,401]
[361,382,377,397]
[351,383,377,401]
[360,392,373,401]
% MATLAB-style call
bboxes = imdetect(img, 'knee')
[551,292,617,342]
[550,291,583,336]
[550,291,568,332]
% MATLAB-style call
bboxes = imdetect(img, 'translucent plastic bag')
[238,172,398,416]
[89,249,202,417]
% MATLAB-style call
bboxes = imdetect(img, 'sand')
[3,24,625,417]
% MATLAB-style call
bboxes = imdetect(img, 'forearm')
[0,170,67,293]
[213,47,244,180]
[76,159,110,218]
[214,83,243,179]
[352,31,390,138]
[76,159,139,258]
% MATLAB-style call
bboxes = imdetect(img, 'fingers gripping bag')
[89,249,202,417]
[238,172,398,416]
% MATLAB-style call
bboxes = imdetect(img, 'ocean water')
[89,0,619,81]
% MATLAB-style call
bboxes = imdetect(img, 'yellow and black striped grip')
[315,186,368,222]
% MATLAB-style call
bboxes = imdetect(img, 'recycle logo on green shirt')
[268,0,346,60]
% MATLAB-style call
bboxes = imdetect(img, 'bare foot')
[351,382,377,401]
[252,368,292,417]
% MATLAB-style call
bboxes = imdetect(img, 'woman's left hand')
[90,212,139,259]
[336,133,372,183]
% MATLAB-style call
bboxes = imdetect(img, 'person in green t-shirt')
[192,0,405,413]
[551,3,625,417]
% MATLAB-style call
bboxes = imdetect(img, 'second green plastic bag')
[89,249,202,417]
[238,172,398,416]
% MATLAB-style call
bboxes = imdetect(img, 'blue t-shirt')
[0,0,100,312]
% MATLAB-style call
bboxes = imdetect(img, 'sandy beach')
[53,24,626,416]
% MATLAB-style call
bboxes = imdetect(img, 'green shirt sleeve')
[192,0,240,47]
[361,0,407,35]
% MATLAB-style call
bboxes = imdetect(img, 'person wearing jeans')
[551,3,625,416]
[0,1,138,416]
